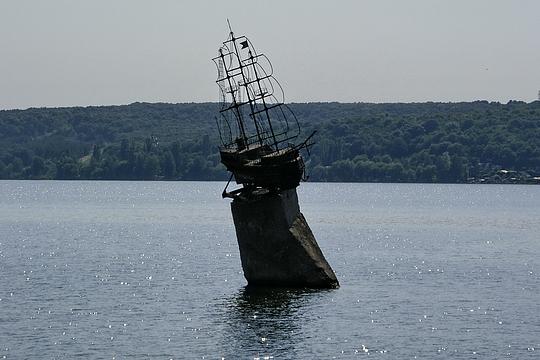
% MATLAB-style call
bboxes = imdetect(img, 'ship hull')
[220,147,304,191]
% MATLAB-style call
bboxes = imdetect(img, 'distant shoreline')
[1,102,539,183]
[0,179,538,185]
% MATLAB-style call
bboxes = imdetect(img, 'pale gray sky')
[1,0,539,110]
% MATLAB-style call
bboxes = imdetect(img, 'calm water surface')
[0,181,539,359]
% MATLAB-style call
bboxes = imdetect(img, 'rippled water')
[0,181,539,358]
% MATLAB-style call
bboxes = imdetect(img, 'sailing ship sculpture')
[213,23,338,288]
[213,22,315,198]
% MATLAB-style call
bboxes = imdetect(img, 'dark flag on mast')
[240,40,249,49]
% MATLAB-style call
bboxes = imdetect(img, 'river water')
[0,181,538,359]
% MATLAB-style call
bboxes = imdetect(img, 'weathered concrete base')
[231,188,339,288]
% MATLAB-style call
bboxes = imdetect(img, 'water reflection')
[218,286,331,357]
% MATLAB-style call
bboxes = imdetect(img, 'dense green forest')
[1,101,539,183]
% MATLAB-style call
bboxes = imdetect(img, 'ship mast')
[247,51,279,150]
[219,47,248,146]
[214,21,303,151]
[228,24,264,146]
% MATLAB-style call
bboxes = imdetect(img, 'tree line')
[0,101,539,183]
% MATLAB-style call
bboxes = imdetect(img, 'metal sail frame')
[212,23,301,152]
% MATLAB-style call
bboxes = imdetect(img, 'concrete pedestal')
[231,188,339,288]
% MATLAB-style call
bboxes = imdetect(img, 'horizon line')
[2,99,539,112]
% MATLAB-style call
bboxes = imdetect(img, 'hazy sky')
[1,0,539,110]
